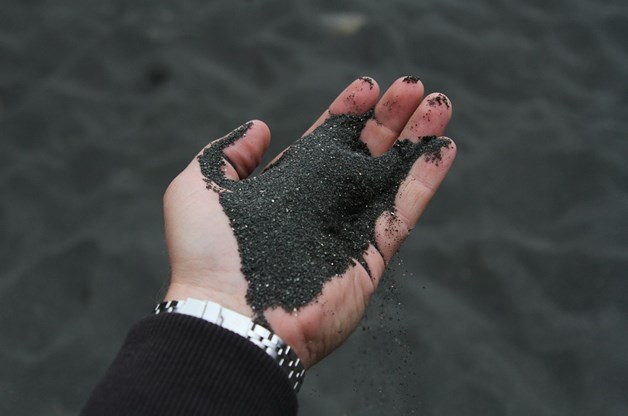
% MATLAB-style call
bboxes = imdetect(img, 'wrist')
[165,280,254,319]
[154,297,306,392]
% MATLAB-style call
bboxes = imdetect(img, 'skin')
[163,76,456,369]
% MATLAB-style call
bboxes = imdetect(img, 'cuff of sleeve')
[82,313,298,416]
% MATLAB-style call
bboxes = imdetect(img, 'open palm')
[163,77,456,369]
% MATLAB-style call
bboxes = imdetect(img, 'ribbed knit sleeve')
[81,314,298,416]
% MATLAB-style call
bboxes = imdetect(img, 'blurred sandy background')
[1,0,627,414]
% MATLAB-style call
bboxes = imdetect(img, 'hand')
[163,76,456,369]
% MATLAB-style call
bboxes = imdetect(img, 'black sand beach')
[1,0,627,415]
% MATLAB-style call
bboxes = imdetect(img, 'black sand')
[198,111,451,319]
[4,1,628,414]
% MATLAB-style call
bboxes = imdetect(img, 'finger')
[221,120,271,180]
[373,92,454,261]
[359,76,425,156]
[375,139,457,262]
[195,120,271,181]
[398,92,453,141]
[302,76,380,137]
[264,77,380,171]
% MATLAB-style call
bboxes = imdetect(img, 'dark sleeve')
[81,313,298,416]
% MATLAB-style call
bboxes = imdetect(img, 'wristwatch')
[154,298,305,392]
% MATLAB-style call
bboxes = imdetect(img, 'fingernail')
[358,76,374,89]
[402,75,420,84]
[427,94,450,109]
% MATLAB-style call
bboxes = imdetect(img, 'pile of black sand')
[198,110,450,321]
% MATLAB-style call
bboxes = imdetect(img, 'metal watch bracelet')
[154,298,305,392]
